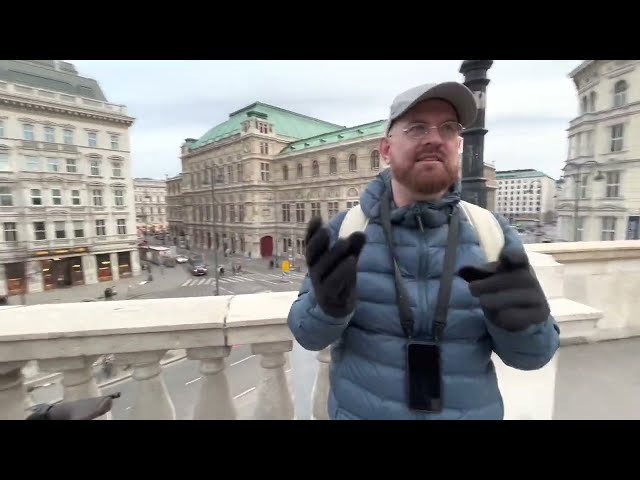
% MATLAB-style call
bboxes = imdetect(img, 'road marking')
[185,377,202,386]
[198,278,208,285]
[230,355,255,367]
[181,279,193,287]
[234,387,256,399]
[126,406,131,410]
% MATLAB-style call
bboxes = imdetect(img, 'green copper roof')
[279,119,386,155]
[189,102,345,150]
[496,169,551,179]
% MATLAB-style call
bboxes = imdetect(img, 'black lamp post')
[459,60,493,209]
[203,167,224,295]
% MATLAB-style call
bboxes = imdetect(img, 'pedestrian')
[287,81,560,420]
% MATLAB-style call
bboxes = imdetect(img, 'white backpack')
[338,201,504,263]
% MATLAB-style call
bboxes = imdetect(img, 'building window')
[25,155,39,171]
[47,158,59,172]
[95,219,106,236]
[54,221,66,239]
[90,160,101,176]
[117,219,127,235]
[236,162,243,182]
[31,189,42,206]
[258,121,269,134]
[282,165,289,180]
[63,129,73,145]
[112,162,122,177]
[3,222,17,242]
[311,202,321,218]
[114,189,125,206]
[239,204,245,222]
[297,163,303,178]
[346,200,360,209]
[66,159,77,173]
[88,132,97,148]
[328,201,339,218]
[601,217,616,241]
[0,152,8,171]
[312,160,320,177]
[92,189,103,206]
[282,204,290,222]
[227,165,233,183]
[0,186,12,206]
[610,124,624,152]
[589,91,597,112]
[110,135,119,150]
[0,120,4,137]
[329,157,337,174]
[33,222,46,240]
[613,80,627,108]
[349,154,357,171]
[229,205,236,222]
[296,202,305,223]
[71,190,81,205]
[260,142,269,155]
[371,150,380,170]
[73,220,84,238]
[23,124,34,141]
[260,162,270,181]
[605,171,620,198]
[44,127,55,143]
[51,189,62,205]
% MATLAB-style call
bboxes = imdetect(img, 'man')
[287,81,560,420]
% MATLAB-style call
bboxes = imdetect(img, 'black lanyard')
[379,188,460,342]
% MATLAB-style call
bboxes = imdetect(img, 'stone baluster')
[187,346,236,420]
[311,347,331,420]
[39,356,111,420]
[117,350,175,420]
[0,361,28,420]
[252,341,294,420]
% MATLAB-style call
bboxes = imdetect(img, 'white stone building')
[134,177,167,234]
[495,169,557,225]
[0,60,140,296]
[557,60,640,241]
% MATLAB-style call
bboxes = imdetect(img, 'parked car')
[175,255,188,264]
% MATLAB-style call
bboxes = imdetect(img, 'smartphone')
[406,341,442,412]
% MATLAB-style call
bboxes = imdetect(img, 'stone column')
[39,356,111,420]
[117,350,175,420]
[0,264,6,296]
[0,362,28,420]
[130,249,141,276]
[187,346,236,420]
[252,341,294,420]
[82,253,98,285]
[26,260,44,293]
[110,252,120,282]
[311,347,331,420]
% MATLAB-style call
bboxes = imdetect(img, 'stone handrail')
[528,240,640,341]
[0,245,618,421]
[0,292,298,420]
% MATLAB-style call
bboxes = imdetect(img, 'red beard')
[393,158,460,196]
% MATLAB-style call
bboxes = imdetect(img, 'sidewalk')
[12,267,188,306]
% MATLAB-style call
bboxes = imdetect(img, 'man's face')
[380,98,463,197]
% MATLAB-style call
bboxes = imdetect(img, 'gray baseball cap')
[384,81,478,135]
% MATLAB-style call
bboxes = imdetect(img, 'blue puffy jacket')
[287,169,560,420]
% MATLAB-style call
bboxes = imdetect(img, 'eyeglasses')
[391,121,464,141]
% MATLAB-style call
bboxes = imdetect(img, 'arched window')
[614,80,628,108]
[312,160,319,176]
[282,165,288,180]
[348,154,357,172]
[329,157,337,174]
[297,163,303,178]
[370,150,380,170]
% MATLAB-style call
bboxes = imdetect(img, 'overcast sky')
[68,60,582,181]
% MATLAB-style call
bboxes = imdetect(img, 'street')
[28,336,640,420]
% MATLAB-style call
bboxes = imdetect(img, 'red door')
[260,236,273,258]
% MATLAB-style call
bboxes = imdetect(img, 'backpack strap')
[338,204,369,239]
[459,200,504,263]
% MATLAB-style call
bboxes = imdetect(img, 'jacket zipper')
[415,211,430,339]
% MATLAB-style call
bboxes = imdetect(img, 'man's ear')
[458,136,464,155]
[380,137,392,165]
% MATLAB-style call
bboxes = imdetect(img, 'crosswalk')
[180,271,306,288]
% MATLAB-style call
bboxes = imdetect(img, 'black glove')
[458,249,550,332]
[305,216,366,318]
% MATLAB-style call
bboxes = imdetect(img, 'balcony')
[1,241,638,420]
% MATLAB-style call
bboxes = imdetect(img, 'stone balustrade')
[1,243,635,420]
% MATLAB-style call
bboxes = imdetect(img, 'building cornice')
[0,92,134,127]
